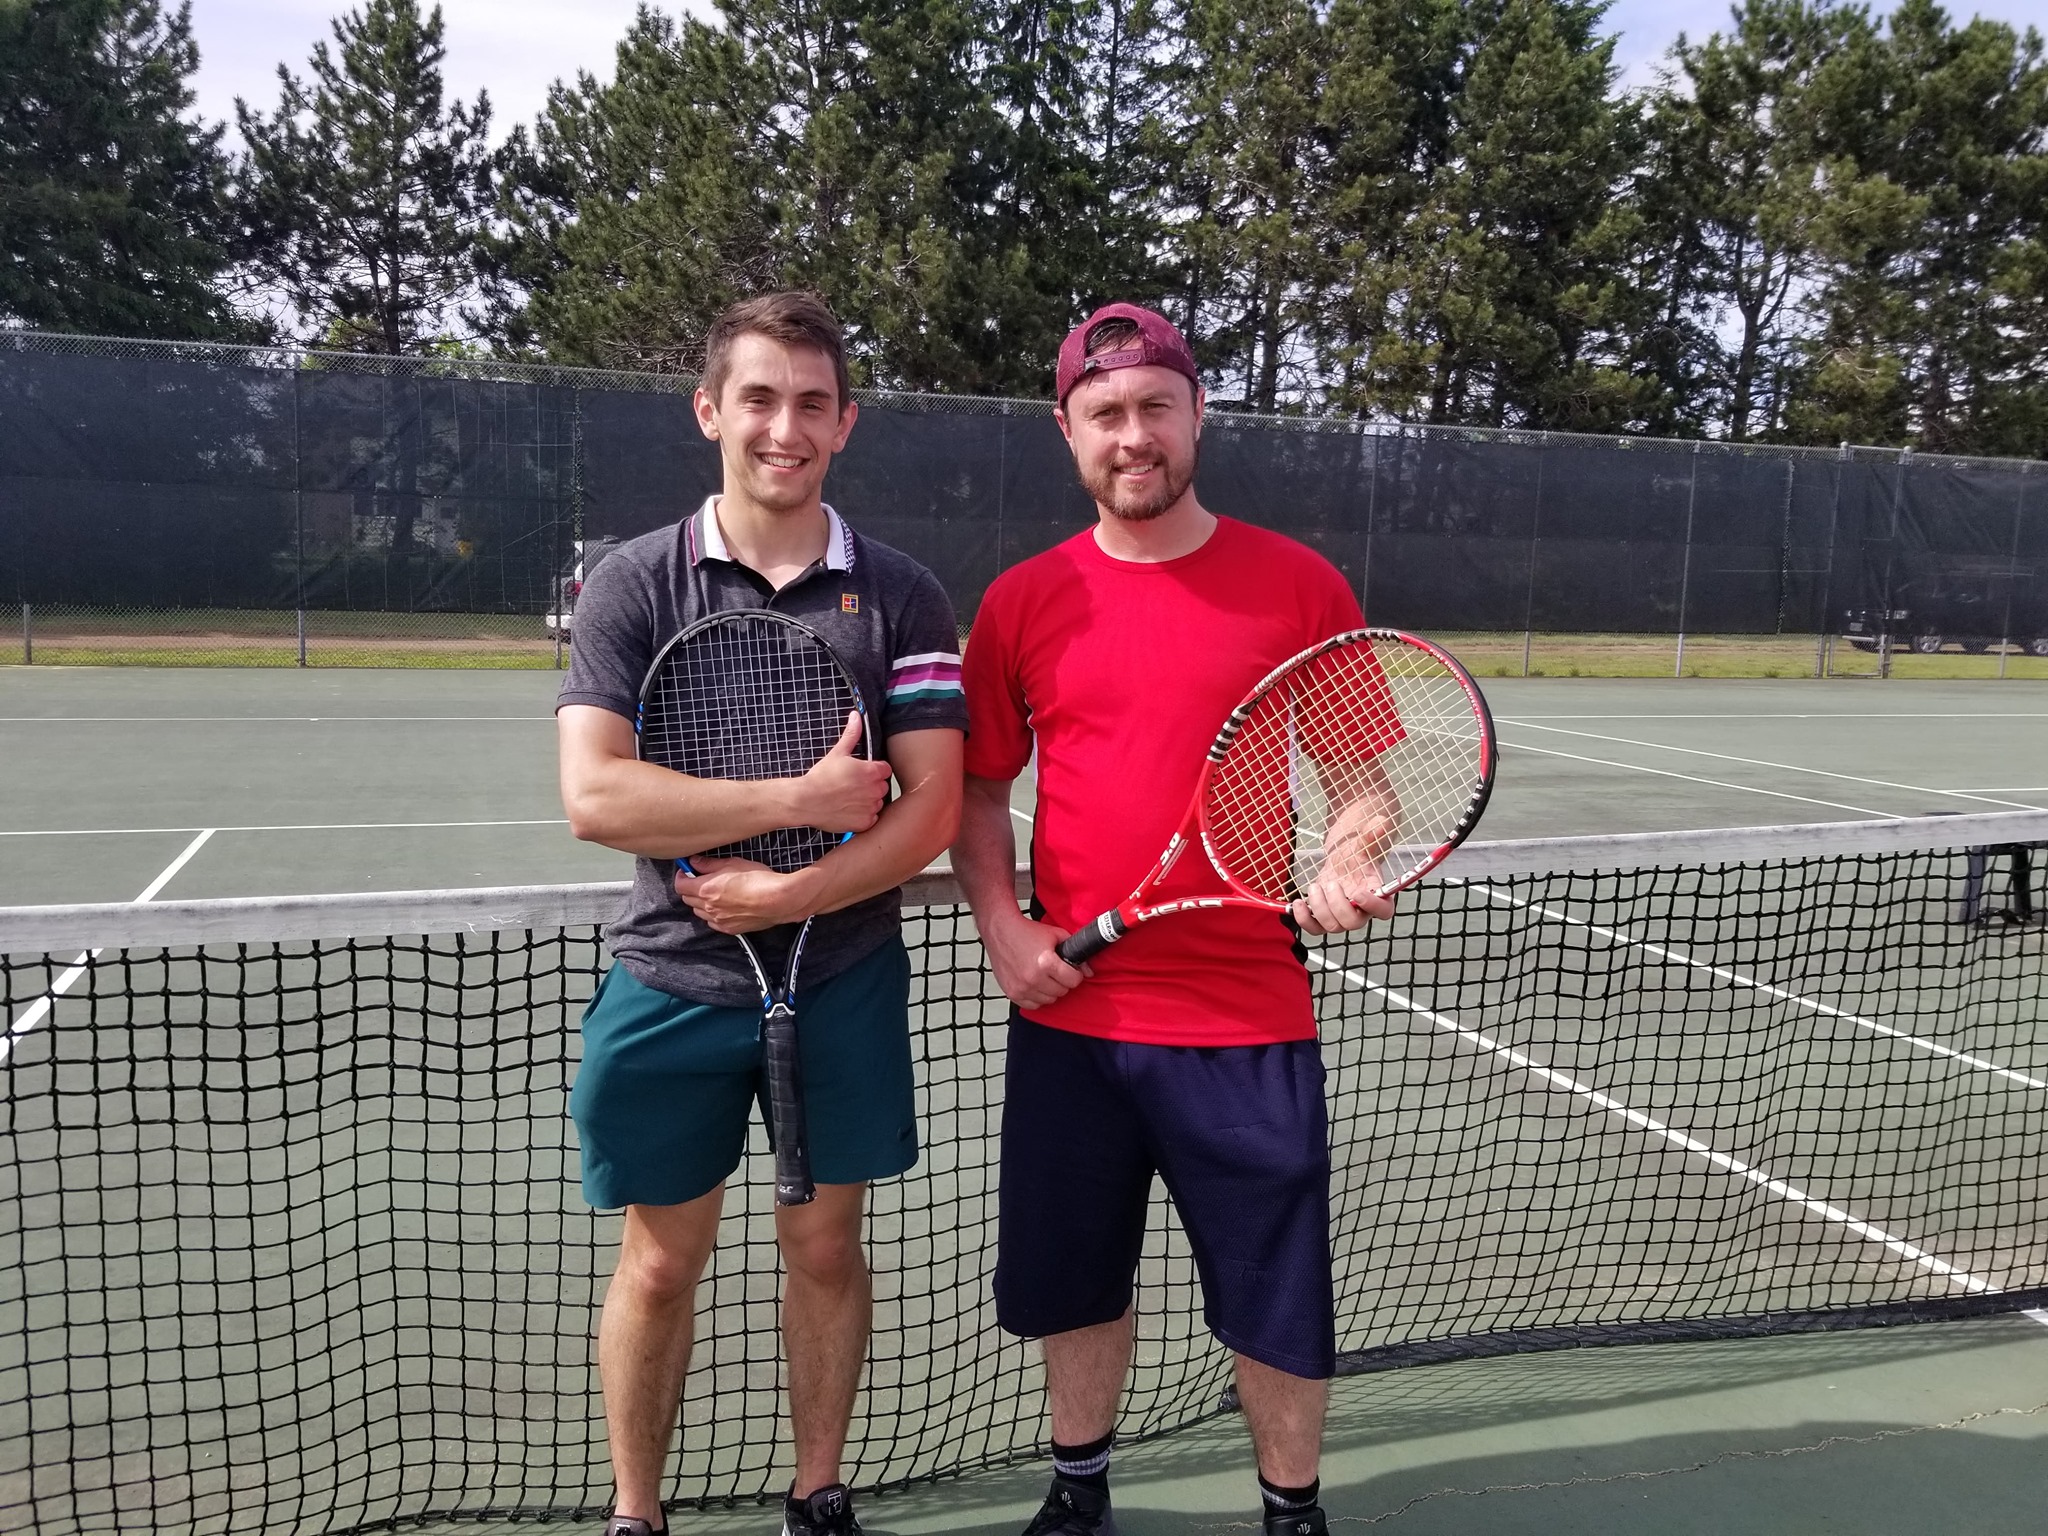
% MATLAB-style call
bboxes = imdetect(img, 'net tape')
[4,812,2048,1535]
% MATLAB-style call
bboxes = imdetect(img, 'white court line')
[1010,807,1035,826]
[1506,720,2044,812]
[2023,1309,2048,1331]
[1499,738,1896,818]
[1452,879,2048,1092]
[0,818,568,838]
[3,829,216,1065]
[1310,953,1996,1295]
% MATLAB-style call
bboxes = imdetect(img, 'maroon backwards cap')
[1055,303,1200,405]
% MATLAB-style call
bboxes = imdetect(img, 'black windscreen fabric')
[1782,455,1847,634]
[2008,469,2048,647]
[293,378,575,613]
[578,391,717,541]
[1,477,295,606]
[2,343,2039,631]
[1199,421,1373,595]
[1887,462,2031,643]
[1366,432,1540,630]
[1533,439,1693,632]
[827,408,1019,619]
[1682,449,1799,634]
[1837,455,1901,621]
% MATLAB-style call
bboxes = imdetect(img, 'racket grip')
[762,1005,814,1207]
[1056,910,1126,966]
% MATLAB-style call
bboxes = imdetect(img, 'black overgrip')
[1056,910,1126,966]
[763,1007,815,1206]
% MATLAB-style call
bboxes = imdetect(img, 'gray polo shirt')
[558,497,968,1007]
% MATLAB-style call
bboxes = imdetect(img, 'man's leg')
[1232,1353,1326,1487]
[600,1189,727,1526]
[1134,1037,1335,1525]
[1042,1309,1134,1444]
[777,1181,871,1497]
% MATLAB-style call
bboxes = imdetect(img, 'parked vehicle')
[545,537,620,641]
[1841,563,2048,655]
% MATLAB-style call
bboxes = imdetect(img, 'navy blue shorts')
[994,1016,1336,1379]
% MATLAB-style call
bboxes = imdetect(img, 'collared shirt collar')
[687,495,855,573]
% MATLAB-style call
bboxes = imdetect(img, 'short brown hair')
[701,291,852,410]
[1084,316,1143,357]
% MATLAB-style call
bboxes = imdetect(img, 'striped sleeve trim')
[887,651,963,702]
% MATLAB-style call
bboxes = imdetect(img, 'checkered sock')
[1259,1474,1319,1514]
[1052,1431,1114,1493]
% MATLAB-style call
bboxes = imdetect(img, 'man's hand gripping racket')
[637,609,884,1207]
[1056,629,1497,966]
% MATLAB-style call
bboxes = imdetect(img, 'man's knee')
[777,1187,868,1288]
[615,1198,721,1307]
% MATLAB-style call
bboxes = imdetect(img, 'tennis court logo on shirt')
[841,593,860,614]
[887,651,963,704]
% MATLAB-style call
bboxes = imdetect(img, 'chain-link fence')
[2,330,2041,675]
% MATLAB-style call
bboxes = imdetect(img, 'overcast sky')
[185,0,2048,141]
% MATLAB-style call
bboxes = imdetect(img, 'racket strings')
[1206,638,1487,903]
[640,614,862,875]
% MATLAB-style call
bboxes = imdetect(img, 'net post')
[1960,846,1988,924]
[20,602,29,665]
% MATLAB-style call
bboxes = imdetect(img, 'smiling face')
[693,333,857,513]
[1055,363,1203,523]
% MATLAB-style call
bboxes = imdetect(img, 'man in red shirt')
[951,304,1393,1536]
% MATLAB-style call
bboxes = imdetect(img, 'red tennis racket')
[1056,629,1496,965]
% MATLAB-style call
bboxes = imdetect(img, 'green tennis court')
[5,668,2048,1535]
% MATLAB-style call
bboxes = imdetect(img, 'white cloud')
[1603,0,2048,90]
[188,0,715,139]
[189,0,2048,142]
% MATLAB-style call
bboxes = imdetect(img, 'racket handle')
[762,1003,815,1207]
[1056,910,1127,966]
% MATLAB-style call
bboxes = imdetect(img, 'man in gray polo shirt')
[557,291,966,1536]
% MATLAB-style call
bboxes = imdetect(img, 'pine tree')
[1790,0,2048,455]
[0,0,241,337]
[1640,1,1878,440]
[1156,0,1329,410]
[1339,0,1647,427]
[236,0,492,354]
[482,8,778,370]
[1312,0,1465,415]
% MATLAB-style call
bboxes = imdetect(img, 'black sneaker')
[1020,1474,1118,1535]
[1262,1507,1327,1536]
[784,1483,864,1536]
[603,1519,665,1536]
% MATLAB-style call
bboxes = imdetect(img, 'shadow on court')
[649,1316,2048,1536]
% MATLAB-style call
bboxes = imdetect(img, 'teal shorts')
[570,937,918,1208]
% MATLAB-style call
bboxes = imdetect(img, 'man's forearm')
[564,756,807,859]
[952,784,1026,929]
[800,771,960,915]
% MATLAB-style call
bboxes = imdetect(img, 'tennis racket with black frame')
[636,608,875,1207]
[1056,628,1496,966]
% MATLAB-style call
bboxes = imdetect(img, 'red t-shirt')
[962,515,1366,1046]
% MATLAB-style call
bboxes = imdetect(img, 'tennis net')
[5,810,2048,1535]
